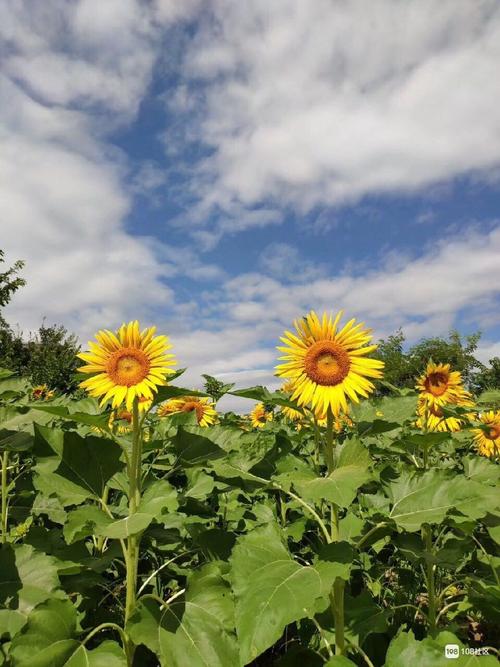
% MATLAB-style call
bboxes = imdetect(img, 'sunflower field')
[0,313,499,667]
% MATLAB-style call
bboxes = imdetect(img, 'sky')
[1,0,500,412]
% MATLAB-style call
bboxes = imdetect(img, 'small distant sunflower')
[250,403,273,429]
[473,411,500,458]
[158,396,217,427]
[276,310,384,417]
[31,384,54,401]
[416,362,465,409]
[416,391,474,433]
[314,409,353,432]
[280,380,304,423]
[78,320,176,410]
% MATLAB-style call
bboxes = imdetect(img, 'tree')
[0,250,26,311]
[472,357,500,393]
[0,250,80,393]
[407,331,484,387]
[373,329,413,390]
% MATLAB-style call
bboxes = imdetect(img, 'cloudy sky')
[1,0,500,409]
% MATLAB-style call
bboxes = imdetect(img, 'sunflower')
[280,380,304,423]
[416,390,475,433]
[78,320,176,410]
[158,396,217,427]
[250,403,273,429]
[276,310,384,417]
[31,384,54,401]
[473,411,500,458]
[416,362,466,409]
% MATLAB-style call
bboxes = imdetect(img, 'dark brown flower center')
[304,341,350,386]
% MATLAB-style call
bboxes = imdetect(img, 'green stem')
[356,522,388,549]
[124,397,143,664]
[96,485,109,554]
[423,524,437,637]
[325,408,335,472]
[331,504,340,542]
[324,408,345,655]
[331,578,346,655]
[275,486,331,544]
[1,451,9,544]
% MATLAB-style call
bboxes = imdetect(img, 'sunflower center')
[424,372,448,397]
[106,348,150,387]
[182,401,203,422]
[117,410,132,423]
[429,405,444,418]
[486,425,500,440]
[304,341,350,386]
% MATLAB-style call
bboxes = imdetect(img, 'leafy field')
[0,317,499,667]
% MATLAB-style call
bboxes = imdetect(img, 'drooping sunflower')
[250,403,273,429]
[275,310,384,417]
[158,396,217,427]
[416,390,475,433]
[416,362,466,409]
[473,411,500,458]
[78,321,176,410]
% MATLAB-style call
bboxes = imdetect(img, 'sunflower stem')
[124,396,143,664]
[325,407,335,473]
[331,577,346,655]
[423,523,437,637]
[324,407,346,655]
[1,450,9,544]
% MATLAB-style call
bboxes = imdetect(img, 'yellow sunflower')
[78,320,176,410]
[250,403,273,429]
[276,310,384,417]
[157,396,217,427]
[280,380,304,423]
[416,391,475,433]
[416,362,466,409]
[314,409,353,432]
[31,384,54,401]
[473,411,500,458]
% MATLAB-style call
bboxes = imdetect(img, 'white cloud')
[259,243,327,282]
[0,0,205,338]
[175,0,500,230]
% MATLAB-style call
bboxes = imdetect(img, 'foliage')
[0,249,81,394]
[0,363,498,667]
[374,329,498,393]
[201,374,235,403]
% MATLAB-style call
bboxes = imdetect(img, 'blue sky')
[1,1,500,409]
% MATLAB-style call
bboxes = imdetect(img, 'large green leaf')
[34,426,124,501]
[0,609,26,640]
[0,544,60,614]
[97,513,152,539]
[63,506,112,544]
[0,429,33,452]
[351,395,417,423]
[65,641,127,667]
[229,522,322,664]
[139,479,178,518]
[294,440,372,507]
[128,562,239,667]
[229,385,305,412]
[152,383,207,407]
[312,542,353,608]
[384,629,498,666]
[9,598,78,667]
[29,405,109,429]
[386,470,499,532]
[171,427,234,465]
